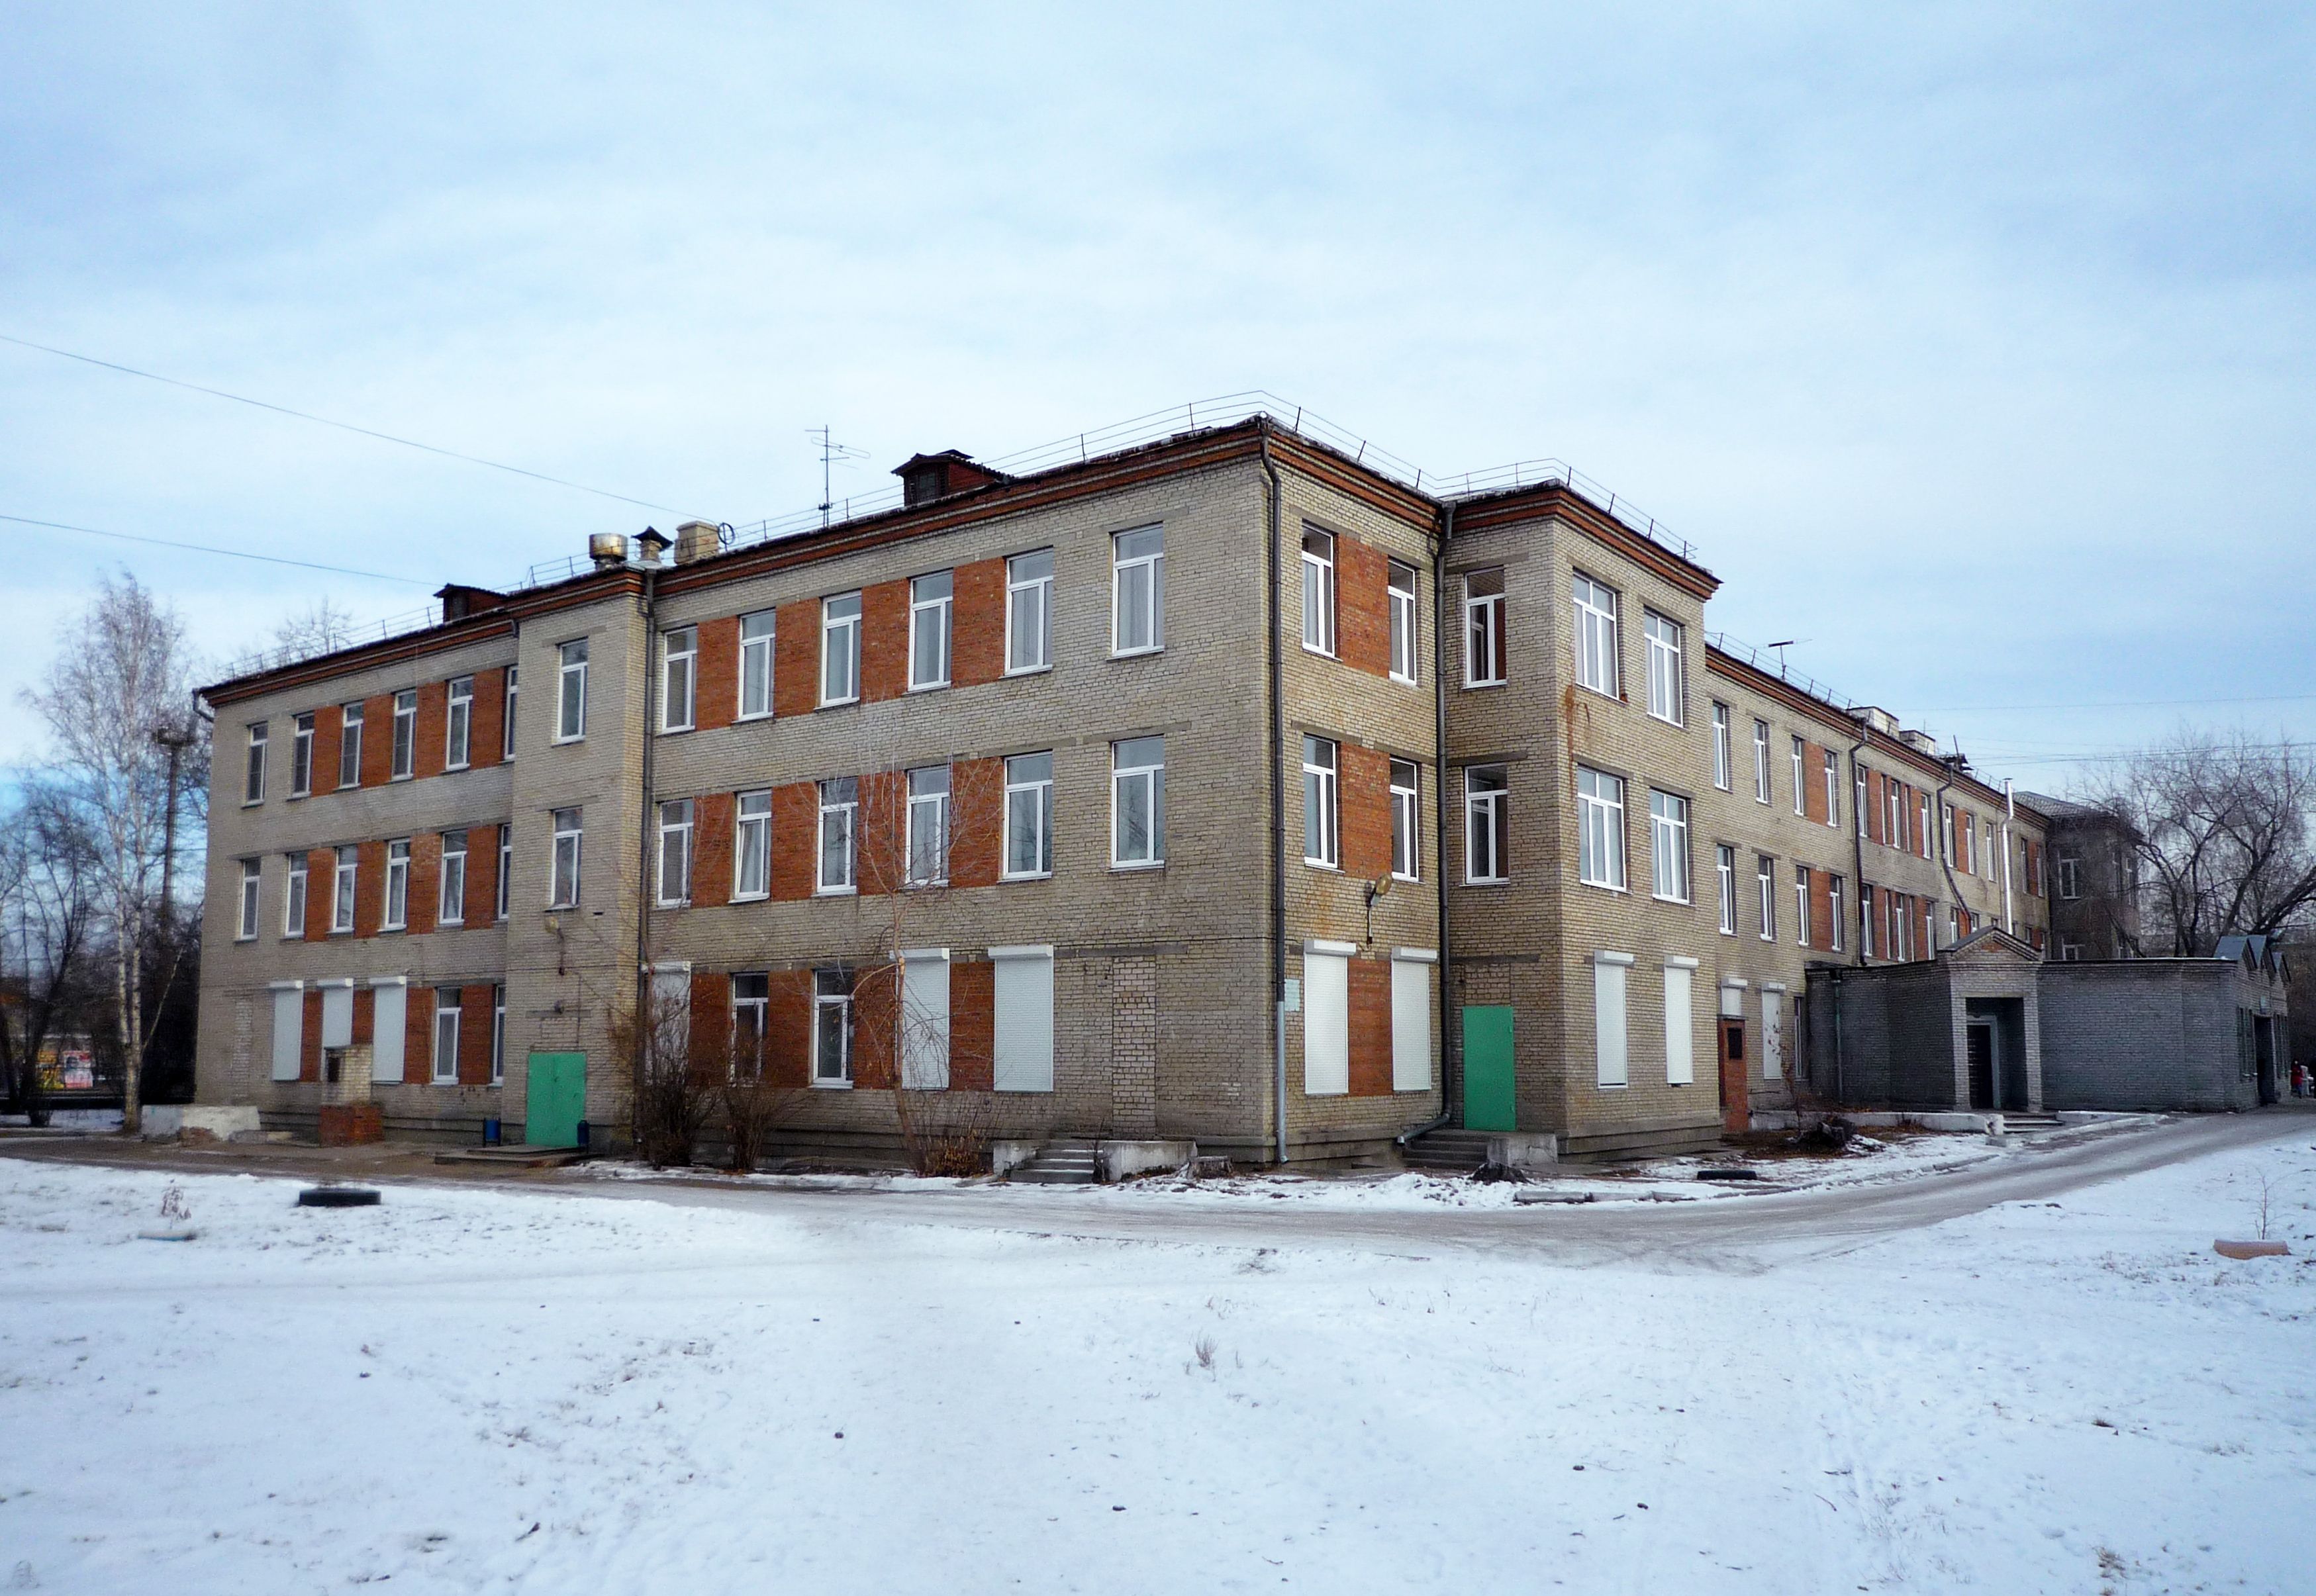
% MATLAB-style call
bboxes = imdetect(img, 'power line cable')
[0,331,681,515]
[1917,692,2316,714]
[1,512,428,585]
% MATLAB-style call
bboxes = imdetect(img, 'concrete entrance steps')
[1008,1138,1099,1185]
[1400,1129,1495,1174]
[1559,1122,1725,1164]
[2002,1113,2064,1134]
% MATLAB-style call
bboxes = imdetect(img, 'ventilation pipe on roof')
[589,534,629,569]
[673,520,723,566]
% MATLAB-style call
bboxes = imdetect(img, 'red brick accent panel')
[1337,536,1392,679]
[693,793,734,908]
[1809,870,1833,953]
[775,598,818,717]
[1864,771,1882,845]
[359,694,393,787]
[765,972,812,1089]
[408,832,441,936]
[952,557,1006,688]
[304,849,334,940]
[458,984,495,1085]
[1802,741,1828,825]
[1956,906,1974,939]
[1339,743,1393,881]
[471,669,505,769]
[949,758,1004,888]
[771,782,818,901]
[318,1103,383,1145]
[1347,957,1392,1096]
[407,986,435,1080]
[689,970,732,1080]
[354,841,386,937]
[852,966,898,1090]
[313,710,342,794]
[467,826,500,925]
[696,616,740,731]
[353,986,374,1047]
[414,681,449,780]
[301,990,324,1082]
[861,579,908,704]
[951,961,994,1092]
[857,770,904,896]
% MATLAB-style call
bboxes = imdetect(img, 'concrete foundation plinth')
[1097,1140,1196,1182]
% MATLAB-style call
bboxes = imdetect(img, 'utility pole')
[153,720,196,933]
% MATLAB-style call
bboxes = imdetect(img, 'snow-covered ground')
[3,1131,2312,1594]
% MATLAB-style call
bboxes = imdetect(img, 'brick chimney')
[893,450,1010,508]
[435,584,508,622]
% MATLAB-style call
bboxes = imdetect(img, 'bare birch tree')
[0,784,100,1124]
[22,573,200,1132]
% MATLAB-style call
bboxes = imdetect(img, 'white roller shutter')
[991,945,1053,1092]
[320,981,354,1049]
[1663,960,1695,1086]
[1390,952,1433,1092]
[1594,953,1631,1088]
[371,980,407,1084]
[900,949,950,1090]
[1302,943,1351,1097]
[269,984,303,1081]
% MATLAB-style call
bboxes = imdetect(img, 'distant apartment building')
[195,413,2054,1164]
[2015,792,2142,961]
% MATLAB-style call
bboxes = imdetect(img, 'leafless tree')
[21,573,201,1132]
[0,784,101,1124]
[2090,728,2316,956]
[271,596,363,661]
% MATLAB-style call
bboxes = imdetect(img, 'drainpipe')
[1434,499,1457,1129]
[1933,771,1964,949]
[2002,778,2016,936]
[1845,731,1868,969]
[1260,424,1288,1166]
[632,561,661,1152]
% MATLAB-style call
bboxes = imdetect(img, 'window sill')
[287,790,310,802]
[658,725,695,737]
[1000,872,1054,884]
[1579,880,1629,895]
[1390,671,1420,688]
[439,919,465,931]
[1647,712,1684,730]
[906,681,949,694]
[734,710,775,725]
[1110,645,1165,661]
[1004,663,1053,679]
[551,736,585,747]
[811,1079,853,1091]
[1651,894,1692,906]
[240,800,263,809]
[445,762,471,774]
[818,697,859,711]
[815,886,857,898]
[730,890,769,904]
[1462,679,1508,691]
[1302,644,1337,661]
[391,773,414,784]
[656,901,691,912]
[1575,684,1620,706]
[1594,1082,1629,1092]
[1391,870,1420,885]
[1718,926,1737,937]
[1463,877,1510,888]
[1304,859,1341,872]
[234,933,256,944]
[1111,860,1165,873]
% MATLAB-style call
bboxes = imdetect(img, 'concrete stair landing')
[1008,1138,1099,1185]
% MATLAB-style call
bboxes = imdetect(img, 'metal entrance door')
[1966,1024,1995,1110]
[1461,1007,1516,1132]
[2255,1016,2279,1105]
[1718,1019,1749,1134]
[526,1052,587,1147]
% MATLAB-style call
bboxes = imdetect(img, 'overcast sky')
[4,3,2309,792]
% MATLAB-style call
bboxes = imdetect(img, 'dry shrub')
[720,1078,802,1173]
[896,1088,994,1177]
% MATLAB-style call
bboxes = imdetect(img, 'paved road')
[9,1107,2311,1272]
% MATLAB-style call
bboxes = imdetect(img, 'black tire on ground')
[296,1187,382,1207]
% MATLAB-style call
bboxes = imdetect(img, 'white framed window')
[289,713,313,796]
[438,830,467,926]
[1112,524,1164,654]
[1830,875,1847,953]
[1887,780,1905,850]
[817,778,857,894]
[1919,792,1933,861]
[2057,854,2080,900]
[1711,702,1731,791]
[1572,572,1619,697]
[657,799,693,906]
[383,839,410,930]
[236,859,261,939]
[555,639,589,741]
[992,945,1056,1092]
[1716,844,1736,935]
[734,790,771,900]
[1790,736,1806,816]
[338,702,364,788]
[391,690,417,779]
[243,723,267,804]
[820,592,861,705]
[1941,802,1957,865]
[1003,753,1054,878]
[738,612,776,719]
[1463,569,1506,687]
[502,665,518,758]
[1855,767,1869,839]
[1794,864,1811,947]
[2060,939,2084,962]
[1006,549,1053,674]
[491,985,505,1085]
[495,824,512,920]
[812,968,853,1086]
[1757,854,1776,941]
[1593,951,1631,1088]
[432,987,461,1084]
[1465,766,1508,884]
[1302,941,1351,1097]
[332,845,357,933]
[283,852,307,937]
[1860,883,1876,958]
[1824,750,1840,829]
[731,972,769,1081]
[908,571,953,690]
[1663,957,1696,1086]
[1112,737,1165,868]
[1643,611,1684,724]
[1388,561,1418,683]
[550,808,582,908]
[661,628,697,732]
[1302,735,1339,868]
[907,765,951,886]
[1576,766,1625,890]
[1752,718,1771,804]
[1300,526,1336,656]
[1390,759,1420,881]
[1649,790,1690,903]
[446,676,473,769]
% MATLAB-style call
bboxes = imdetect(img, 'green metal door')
[1462,1006,1516,1131]
[526,1052,587,1147]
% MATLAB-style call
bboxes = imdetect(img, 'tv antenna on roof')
[1765,638,1810,676]
[808,426,870,529]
